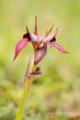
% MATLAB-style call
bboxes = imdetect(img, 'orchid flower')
[14,16,69,120]
[14,16,68,66]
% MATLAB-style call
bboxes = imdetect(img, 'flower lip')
[34,44,47,65]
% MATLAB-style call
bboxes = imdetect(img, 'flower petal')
[45,25,54,37]
[43,28,58,43]
[42,34,54,43]
[51,42,69,54]
[30,33,38,42]
[13,38,28,61]
[34,44,47,65]
[34,16,39,35]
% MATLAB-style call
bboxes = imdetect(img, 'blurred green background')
[0,0,80,120]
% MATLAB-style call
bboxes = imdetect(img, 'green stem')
[15,64,36,120]
[15,84,27,120]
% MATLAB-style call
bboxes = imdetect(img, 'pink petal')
[34,44,47,65]
[51,42,69,54]
[43,34,54,43]
[13,38,28,61]
[43,28,58,43]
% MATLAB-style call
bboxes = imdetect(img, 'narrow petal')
[43,28,58,43]
[34,16,39,35]
[45,24,54,37]
[42,34,55,43]
[51,42,69,54]
[34,44,47,65]
[13,38,28,61]
[26,25,29,33]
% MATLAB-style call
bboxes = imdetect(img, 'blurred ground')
[0,0,80,120]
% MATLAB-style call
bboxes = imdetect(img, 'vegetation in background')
[0,0,80,119]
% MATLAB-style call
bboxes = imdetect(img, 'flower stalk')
[15,63,36,120]
[14,16,68,120]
